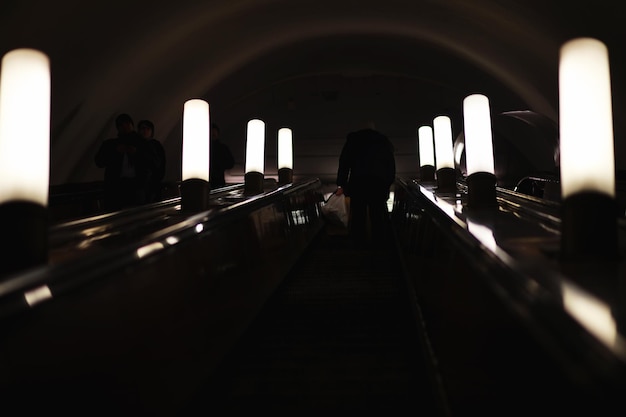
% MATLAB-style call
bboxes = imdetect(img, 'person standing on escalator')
[209,123,235,188]
[94,113,155,211]
[137,119,166,202]
[335,120,396,248]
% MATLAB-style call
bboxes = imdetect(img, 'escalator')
[10,173,625,415]
[184,227,447,414]
[0,179,325,415]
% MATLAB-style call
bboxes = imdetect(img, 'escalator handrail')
[0,178,323,319]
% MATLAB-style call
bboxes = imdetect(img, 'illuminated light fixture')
[558,37,618,260]
[244,119,265,195]
[433,115,456,192]
[277,127,293,185]
[180,99,210,211]
[418,125,435,182]
[0,48,50,276]
[462,93,497,208]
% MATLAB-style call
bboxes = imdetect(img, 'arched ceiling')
[1,0,623,185]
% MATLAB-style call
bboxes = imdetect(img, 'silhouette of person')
[138,119,166,202]
[335,121,396,247]
[210,123,235,188]
[94,113,154,211]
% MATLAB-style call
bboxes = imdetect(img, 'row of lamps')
[416,36,618,261]
[418,93,496,207]
[0,51,294,275]
[0,36,618,277]
[177,100,294,211]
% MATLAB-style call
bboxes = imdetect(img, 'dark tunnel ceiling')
[206,34,533,164]
[209,34,531,121]
[0,0,624,185]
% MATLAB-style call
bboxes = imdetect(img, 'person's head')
[137,119,154,139]
[211,122,220,140]
[115,113,134,135]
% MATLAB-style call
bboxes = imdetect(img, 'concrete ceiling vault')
[0,0,624,186]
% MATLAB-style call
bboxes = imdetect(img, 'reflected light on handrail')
[466,219,497,252]
[136,242,165,258]
[77,232,116,249]
[24,285,52,307]
[290,209,308,225]
[561,280,621,354]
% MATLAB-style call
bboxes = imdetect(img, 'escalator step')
[186,231,442,413]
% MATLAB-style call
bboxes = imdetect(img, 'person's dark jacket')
[95,131,155,209]
[148,139,166,183]
[336,128,396,199]
[146,138,166,201]
[210,139,235,187]
[95,132,152,181]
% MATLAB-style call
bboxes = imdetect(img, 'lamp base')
[278,167,293,185]
[436,167,457,193]
[419,165,436,182]
[244,171,264,195]
[180,178,210,212]
[560,192,618,262]
[0,201,47,277]
[467,172,497,209]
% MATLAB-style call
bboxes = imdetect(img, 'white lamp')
[463,93,497,208]
[277,127,293,185]
[180,98,210,211]
[245,119,265,194]
[418,125,435,181]
[433,115,456,192]
[559,37,617,260]
[0,48,50,275]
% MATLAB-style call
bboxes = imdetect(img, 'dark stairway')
[184,226,446,414]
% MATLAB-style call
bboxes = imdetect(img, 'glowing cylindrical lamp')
[277,127,293,185]
[180,99,210,211]
[463,94,497,208]
[559,37,617,260]
[245,119,265,194]
[418,125,435,182]
[0,48,50,276]
[433,115,456,192]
